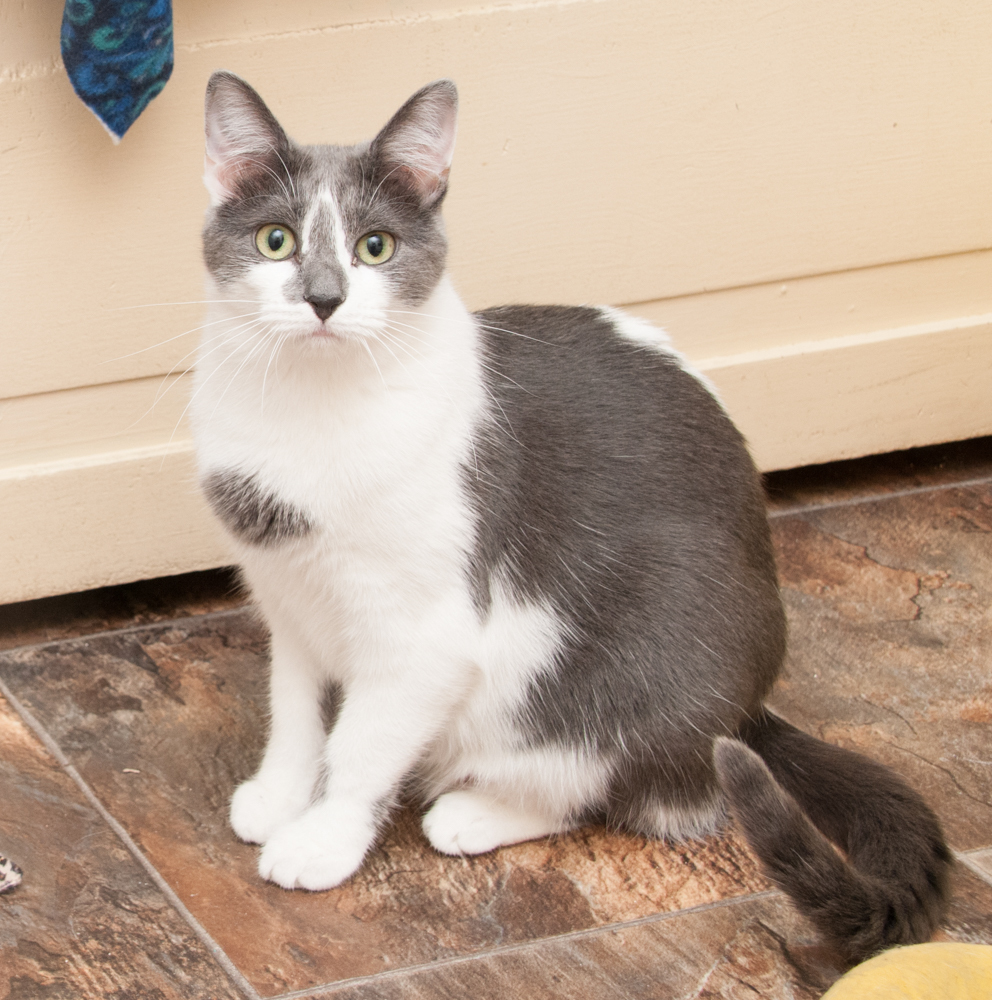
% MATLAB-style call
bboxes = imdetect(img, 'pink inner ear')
[203,76,289,206]
[396,162,451,203]
[203,125,280,206]
[203,150,236,206]
[203,108,260,206]
[375,84,458,205]
[204,151,261,207]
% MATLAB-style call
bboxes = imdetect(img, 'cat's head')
[201,72,457,346]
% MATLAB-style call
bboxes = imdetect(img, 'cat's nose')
[307,296,344,321]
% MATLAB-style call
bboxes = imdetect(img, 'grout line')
[766,472,992,520]
[0,604,253,659]
[956,849,992,890]
[246,846,992,1000]
[268,889,783,998]
[0,673,262,1000]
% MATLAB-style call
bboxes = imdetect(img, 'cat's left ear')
[369,80,458,209]
[203,71,291,206]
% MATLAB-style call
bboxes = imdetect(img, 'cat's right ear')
[203,72,290,206]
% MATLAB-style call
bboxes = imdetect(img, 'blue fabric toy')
[61,0,174,142]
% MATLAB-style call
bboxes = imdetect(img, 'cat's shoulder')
[473,303,673,353]
[471,303,718,403]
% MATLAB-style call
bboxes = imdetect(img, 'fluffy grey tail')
[713,711,952,963]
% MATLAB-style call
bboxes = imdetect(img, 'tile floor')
[1,437,991,999]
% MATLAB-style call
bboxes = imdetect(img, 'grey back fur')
[464,305,785,827]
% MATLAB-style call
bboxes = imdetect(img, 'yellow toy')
[822,943,992,999]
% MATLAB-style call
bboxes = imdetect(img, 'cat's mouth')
[308,323,340,340]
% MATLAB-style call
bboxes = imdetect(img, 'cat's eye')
[255,224,297,261]
[355,232,396,266]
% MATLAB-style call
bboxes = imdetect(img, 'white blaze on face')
[270,185,397,343]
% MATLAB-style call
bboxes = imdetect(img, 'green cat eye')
[355,232,396,266]
[255,224,297,261]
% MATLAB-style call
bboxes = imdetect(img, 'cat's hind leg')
[422,744,612,855]
[423,788,568,855]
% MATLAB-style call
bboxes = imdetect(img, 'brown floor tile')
[0,692,244,1000]
[937,865,992,946]
[768,482,992,849]
[300,895,846,1000]
[0,614,771,996]
[0,567,245,652]
[300,868,992,999]
[764,436,992,513]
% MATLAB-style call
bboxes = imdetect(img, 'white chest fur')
[192,279,489,678]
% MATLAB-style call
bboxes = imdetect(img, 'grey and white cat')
[193,72,951,961]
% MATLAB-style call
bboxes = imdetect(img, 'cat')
[193,71,951,962]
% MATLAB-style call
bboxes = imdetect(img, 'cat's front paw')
[257,808,373,890]
[230,777,309,845]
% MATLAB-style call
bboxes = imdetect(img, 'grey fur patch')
[202,470,314,546]
[462,305,787,826]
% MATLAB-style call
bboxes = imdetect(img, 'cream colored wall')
[2,0,991,603]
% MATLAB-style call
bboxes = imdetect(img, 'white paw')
[257,808,373,890]
[230,777,310,845]
[423,789,560,856]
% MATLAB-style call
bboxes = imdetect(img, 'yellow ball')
[822,943,992,999]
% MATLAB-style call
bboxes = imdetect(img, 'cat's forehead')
[269,140,409,229]
[288,142,368,199]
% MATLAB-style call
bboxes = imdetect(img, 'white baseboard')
[702,314,992,470]
[1,446,231,605]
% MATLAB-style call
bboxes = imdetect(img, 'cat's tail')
[713,710,952,963]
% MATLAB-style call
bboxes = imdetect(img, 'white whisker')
[206,325,279,422]
[122,319,273,434]
[271,145,298,200]
[102,310,265,364]
[111,300,260,310]
[377,317,520,443]
[368,163,408,205]
[360,340,388,389]
[260,330,294,417]
[150,317,271,408]
[240,155,294,202]
[167,325,271,445]
[385,308,551,345]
